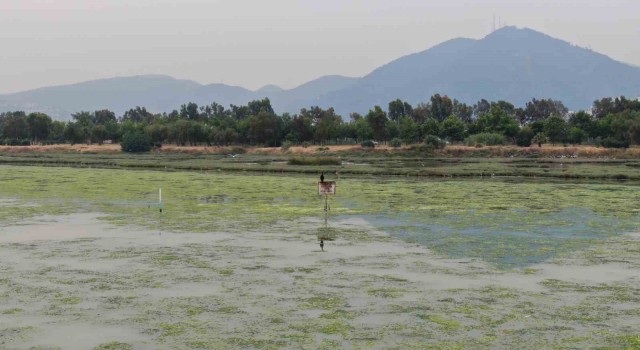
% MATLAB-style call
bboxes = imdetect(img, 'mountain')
[0,73,357,120]
[0,75,203,119]
[269,75,359,113]
[317,26,640,115]
[1,26,639,119]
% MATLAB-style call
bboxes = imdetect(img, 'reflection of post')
[324,208,328,227]
[324,194,329,211]
[158,188,163,235]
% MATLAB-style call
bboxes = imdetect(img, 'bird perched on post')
[320,172,325,182]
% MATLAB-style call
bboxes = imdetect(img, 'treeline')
[1,95,640,150]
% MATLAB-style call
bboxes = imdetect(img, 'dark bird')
[320,172,325,182]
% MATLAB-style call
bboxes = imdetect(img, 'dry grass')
[0,144,122,153]
[444,145,640,158]
[2,143,640,159]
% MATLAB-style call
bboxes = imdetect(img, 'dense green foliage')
[2,95,640,148]
[464,133,505,146]
[120,130,152,153]
[360,140,376,148]
[424,135,446,149]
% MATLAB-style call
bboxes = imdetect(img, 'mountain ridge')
[1,26,639,120]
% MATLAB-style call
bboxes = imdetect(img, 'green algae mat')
[1,165,639,269]
[2,165,640,349]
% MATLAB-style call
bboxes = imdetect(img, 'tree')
[568,111,594,137]
[211,128,238,146]
[524,98,568,124]
[123,107,154,124]
[441,115,465,142]
[200,102,228,120]
[532,133,547,147]
[592,96,640,120]
[452,99,473,123]
[473,99,491,118]
[104,120,120,142]
[411,103,430,124]
[27,112,52,143]
[248,98,274,115]
[605,110,640,145]
[48,121,66,143]
[516,126,534,147]
[145,123,170,146]
[93,109,116,125]
[349,112,363,122]
[354,118,373,141]
[365,106,389,141]
[476,105,519,139]
[170,120,189,146]
[399,117,420,144]
[514,108,526,126]
[63,122,87,145]
[92,125,108,145]
[71,111,94,143]
[288,114,313,143]
[422,118,442,138]
[430,94,453,122]
[230,104,252,120]
[492,101,515,118]
[1,112,29,140]
[249,111,281,146]
[544,115,568,144]
[568,127,586,145]
[120,130,151,153]
[388,99,412,123]
[180,102,201,121]
[298,106,343,144]
[185,121,204,145]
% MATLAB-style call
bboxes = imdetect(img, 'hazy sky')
[1,0,639,94]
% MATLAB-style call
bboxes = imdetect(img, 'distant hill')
[317,26,640,115]
[0,74,357,120]
[1,26,639,120]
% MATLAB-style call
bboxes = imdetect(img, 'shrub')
[424,135,446,149]
[567,127,586,145]
[600,137,629,149]
[120,131,151,153]
[390,138,402,148]
[531,133,547,147]
[229,146,247,154]
[361,140,376,148]
[281,141,293,151]
[5,139,31,146]
[288,157,342,166]
[408,144,436,155]
[516,127,534,147]
[464,133,505,147]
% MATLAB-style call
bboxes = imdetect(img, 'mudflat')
[1,165,639,349]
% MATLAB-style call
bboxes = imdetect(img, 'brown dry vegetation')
[2,143,640,158]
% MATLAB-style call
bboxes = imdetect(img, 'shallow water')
[2,165,640,270]
[340,206,638,268]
